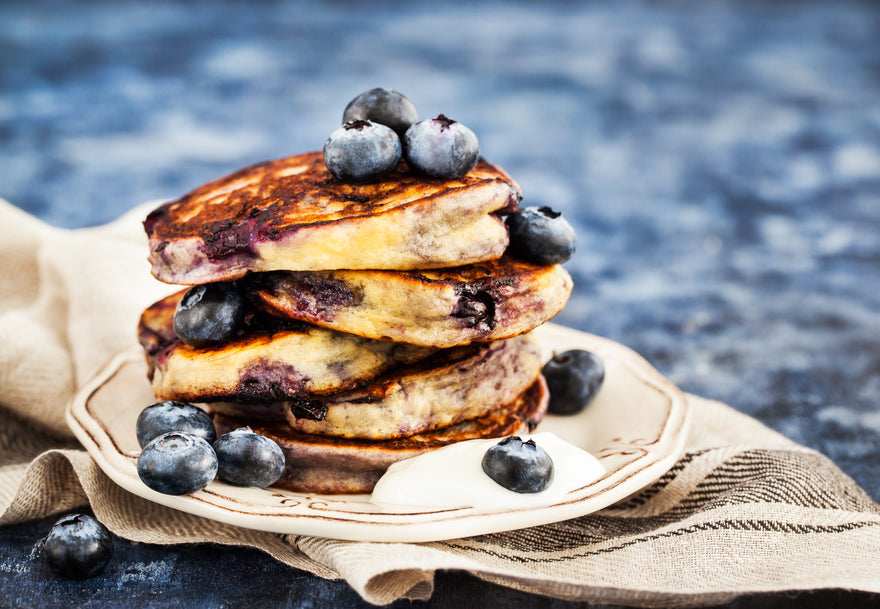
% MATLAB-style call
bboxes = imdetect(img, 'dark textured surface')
[5,512,880,609]
[2,0,879,607]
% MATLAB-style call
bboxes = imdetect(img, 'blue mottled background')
[2,1,879,606]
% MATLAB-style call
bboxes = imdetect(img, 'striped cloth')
[1,198,879,606]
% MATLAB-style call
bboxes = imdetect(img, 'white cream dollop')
[370,432,604,510]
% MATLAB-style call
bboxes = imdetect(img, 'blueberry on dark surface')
[323,119,402,183]
[542,349,605,415]
[135,400,217,448]
[505,205,577,265]
[214,427,285,488]
[43,514,113,579]
[402,114,480,179]
[137,432,218,495]
[173,281,245,348]
[481,436,553,494]
[342,88,418,137]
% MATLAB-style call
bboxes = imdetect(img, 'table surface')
[1,0,879,607]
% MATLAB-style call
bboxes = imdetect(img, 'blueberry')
[403,114,480,179]
[213,427,285,488]
[342,88,418,137]
[323,119,402,183]
[542,349,605,415]
[136,401,216,448]
[506,206,577,265]
[481,436,553,493]
[173,281,245,348]
[137,432,218,495]
[43,514,113,579]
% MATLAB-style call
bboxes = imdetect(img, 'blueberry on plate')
[173,281,245,348]
[342,88,419,137]
[403,114,480,179]
[214,427,285,488]
[323,119,402,183]
[43,514,113,579]
[505,206,577,265]
[135,401,216,448]
[542,349,605,415]
[137,432,218,495]
[481,436,553,493]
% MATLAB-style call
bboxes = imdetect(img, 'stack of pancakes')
[138,151,572,494]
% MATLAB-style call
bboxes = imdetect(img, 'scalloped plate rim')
[66,323,690,542]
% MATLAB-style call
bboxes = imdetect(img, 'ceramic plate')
[67,323,689,542]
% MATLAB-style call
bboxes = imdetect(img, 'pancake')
[144,151,521,285]
[212,375,549,494]
[207,333,542,439]
[137,290,433,418]
[247,256,572,347]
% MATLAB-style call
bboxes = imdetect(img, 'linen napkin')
[1,197,879,608]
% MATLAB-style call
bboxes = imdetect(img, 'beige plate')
[67,323,690,542]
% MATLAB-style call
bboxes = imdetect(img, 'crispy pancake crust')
[212,375,549,494]
[137,290,433,408]
[249,256,572,347]
[145,152,521,284]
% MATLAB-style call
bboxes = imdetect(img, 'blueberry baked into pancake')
[135,89,578,494]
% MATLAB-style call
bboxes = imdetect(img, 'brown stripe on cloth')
[3,384,880,606]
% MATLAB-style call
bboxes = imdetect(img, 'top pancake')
[145,151,521,285]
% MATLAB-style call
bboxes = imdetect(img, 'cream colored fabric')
[1,198,879,607]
